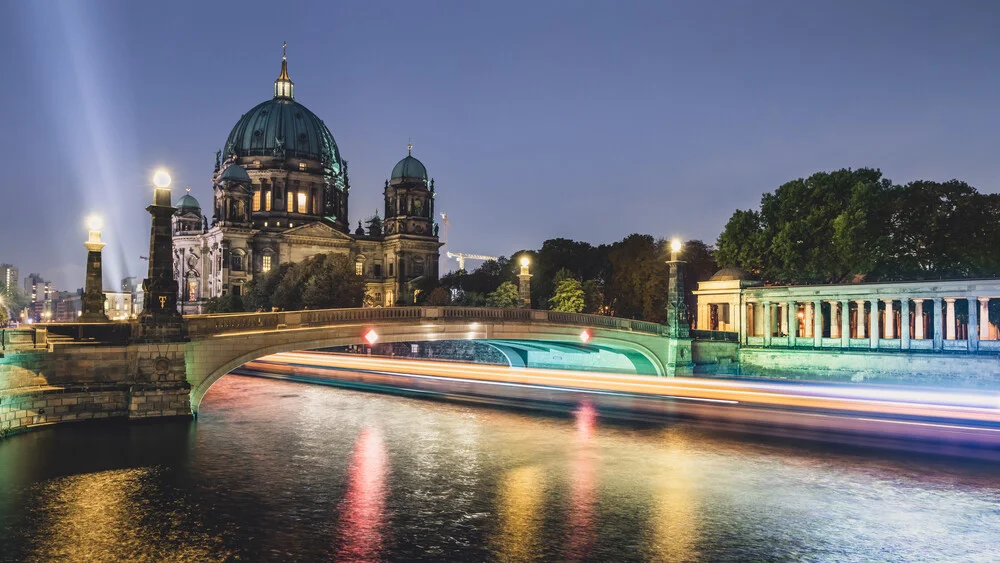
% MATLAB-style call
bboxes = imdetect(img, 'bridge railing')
[185,307,667,337]
[690,329,740,342]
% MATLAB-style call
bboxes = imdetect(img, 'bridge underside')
[480,339,659,375]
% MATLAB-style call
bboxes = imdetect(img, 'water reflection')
[648,432,699,562]
[564,402,598,561]
[495,465,546,562]
[1,376,999,562]
[335,427,389,562]
[19,468,228,562]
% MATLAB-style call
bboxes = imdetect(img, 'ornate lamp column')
[139,170,183,341]
[80,216,110,323]
[517,256,532,309]
[664,239,693,376]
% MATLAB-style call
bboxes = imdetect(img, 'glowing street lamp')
[153,169,172,189]
[518,255,532,309]
[80,213,109,322]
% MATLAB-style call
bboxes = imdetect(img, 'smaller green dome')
[175,193,201,212]
[391,154,427,180]
[220,164,251,183]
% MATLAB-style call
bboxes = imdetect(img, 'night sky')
[1,0,998,289]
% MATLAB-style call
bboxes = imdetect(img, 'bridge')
[183,306,690,412]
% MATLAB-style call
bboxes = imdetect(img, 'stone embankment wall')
[0,343,190,439]
[739,347,1000,388]
[691,340,740,375]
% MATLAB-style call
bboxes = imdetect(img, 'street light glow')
[364,329,379,345]
[580,329,591,343]
[153,169,172,188]
[520,256,530,267]
[671,239,682,253]
[87,215,103,232]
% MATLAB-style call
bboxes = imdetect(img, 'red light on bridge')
[580,330,591,343]
[364,329,379,345]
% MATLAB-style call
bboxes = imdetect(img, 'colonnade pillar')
[900,299,910,349]
[855,299,867,339]
[829,301,840,338]
[882,299,895,339]
[778,303,788,337]
[968,296,979,352]
[979,298,991,341]
[869,298,879,349]
[839,299,849,347]
[762,302,772,347]
[786,301,796,341]
[945,298,957,340]
[913,299,925,339]
[932,298,944,350]
[813,300,822,347]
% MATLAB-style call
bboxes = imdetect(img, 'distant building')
[1,263,18,290]
[53,291,82,322]
[24,273,56,303]
[103,291,133,321]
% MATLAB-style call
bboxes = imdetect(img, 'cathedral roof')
[219,164,251,183]
[391,153,427,181]
[174,191,201,213]
[222,47,343,169]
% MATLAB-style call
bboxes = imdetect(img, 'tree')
[244,254,365,312]
[203,294,244,313]
[0,283,27,325]
[423,287,451,306]
[581,279,604,314]
[243,262,293,311]
[300,254,366,309]
[549,275,585,313]
[605,234,669,321]
[485,281,520,308]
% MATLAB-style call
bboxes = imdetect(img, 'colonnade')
[743,295,998,353]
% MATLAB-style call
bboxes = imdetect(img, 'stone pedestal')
[80,231,109,323]
[139,186,183,341]
[665,247,693,376]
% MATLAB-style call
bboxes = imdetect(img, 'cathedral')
[172,48,441,313]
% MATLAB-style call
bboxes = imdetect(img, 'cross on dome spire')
[274,42,294,100]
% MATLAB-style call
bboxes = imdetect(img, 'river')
[1,374,998,562]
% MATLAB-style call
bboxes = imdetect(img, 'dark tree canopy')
[243,254,365,312]
[715,169,1000,284]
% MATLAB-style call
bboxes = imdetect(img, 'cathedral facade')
[172,50,441,313]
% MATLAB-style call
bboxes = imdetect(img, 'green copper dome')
[219,164,251,183]
[224,99,342,168]
[391,154,427,180]
[175,193,201,212]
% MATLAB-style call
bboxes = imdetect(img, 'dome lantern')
[274,41,294,100]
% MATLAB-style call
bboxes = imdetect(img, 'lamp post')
[80,215,110,322]
[664,238,693,376]
[139,169,183,341]
[518,256,532,309]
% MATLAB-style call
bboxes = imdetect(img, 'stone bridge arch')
[184,307,673,413]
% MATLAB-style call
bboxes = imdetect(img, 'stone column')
[739,301,749,344]
[968,297,979,352]
[140,183,183,340]
[664,244,693,376]
[778,303,788,337]
[80,222,109,323]
[829,301,840,339]
[786,301,796,342]
[517,258,532,309]
[882,299,895,339]
[813,299,822,347]
[763,302,772,347]
[804,302,813,338]
[945,298,956,340]
[913,299,925,339]
[869,298,879,349]
[900,299,910,350]
[932,298,944,351]
[840,299,850,348]
[979,298,991,341]
[855,300,866,339]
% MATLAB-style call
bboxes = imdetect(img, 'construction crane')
[446,252,498,271]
